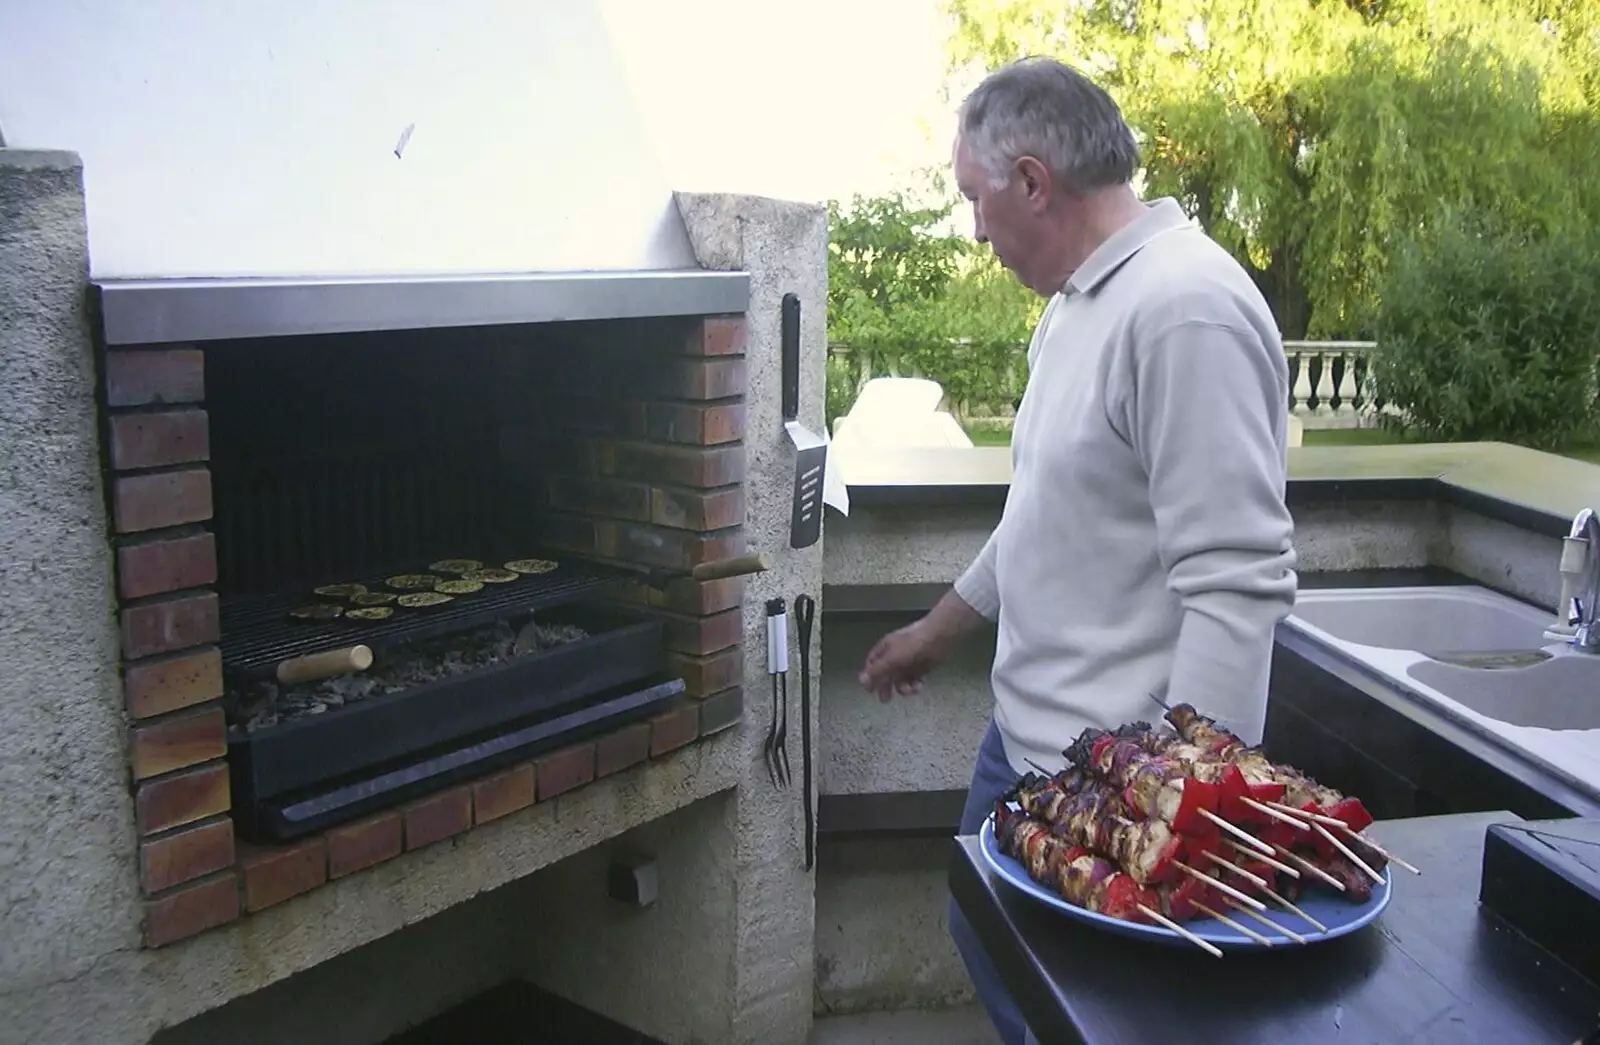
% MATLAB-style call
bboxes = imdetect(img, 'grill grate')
[219,557,623,673]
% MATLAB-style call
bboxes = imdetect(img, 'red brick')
[546,394,625,435]
[143,872,239,948]
[535,743,596,801]
[108,409,210,471]
[472,764,535,824]
[140,818,235,894]
[130,705,226,780]
[539,514,598,556]
[649,703,701,757]
[659,358,746,400]
[608,576,745,617]
[595,723,651,779]
[136,761,230,835]
[668,646,745,698]
[651,486,745,531]
[609,524,743,572]
[647,402,745,446]
[548,476,651,522]
[403,787,472,850]
[124,647,223,719]
[113,468,212,533]
[663,608,743,656]
[697,687,745,736]
[614,400,651,438]
[105,349,205,408]
[326,813,403,879]
[665,577,745,615]
[688,316,747,357]
[602,442,745,488]
[240,837,328,912]
[121,591,220,660]
[117,531,217,600]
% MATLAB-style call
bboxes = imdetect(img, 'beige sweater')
[954,198,1298,775]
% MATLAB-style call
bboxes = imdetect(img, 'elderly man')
[857,57,1298,1044]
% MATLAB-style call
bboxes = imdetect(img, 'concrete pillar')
[676,192,828,1045]
[0,151,139,1035]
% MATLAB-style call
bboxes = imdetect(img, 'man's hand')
[859,619,946,702]
[858,589,989,702]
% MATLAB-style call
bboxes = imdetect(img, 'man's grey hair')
[958,57,1139,195]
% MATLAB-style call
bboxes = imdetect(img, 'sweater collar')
[1061,197,1194,299]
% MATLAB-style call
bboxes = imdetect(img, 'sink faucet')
[1562,508,1600,652]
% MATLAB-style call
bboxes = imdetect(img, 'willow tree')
[942,0,1600,338]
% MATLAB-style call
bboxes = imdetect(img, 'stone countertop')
[835,441,1600,537]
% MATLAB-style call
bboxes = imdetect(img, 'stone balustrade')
[1284,340,1382,429]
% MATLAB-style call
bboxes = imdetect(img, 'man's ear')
[1014,156,1052,208]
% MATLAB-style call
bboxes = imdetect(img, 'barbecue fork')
[764,598,790,788]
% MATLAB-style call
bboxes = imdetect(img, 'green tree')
[942,0,1600,338]
[826,179,1042,425]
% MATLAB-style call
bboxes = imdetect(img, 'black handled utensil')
[764,597,790,788]
[781,293,826,550]
[795,593,816,870]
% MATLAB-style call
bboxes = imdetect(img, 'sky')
[596,0,960,204]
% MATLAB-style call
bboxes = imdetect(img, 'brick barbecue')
[97,298,754,947]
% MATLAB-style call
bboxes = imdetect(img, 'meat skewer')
[1062,729,1225,836]
[1165,704,1379,837]
[990,705,1397,956]
[993,801,1162,923]
[1007,771,1184,885]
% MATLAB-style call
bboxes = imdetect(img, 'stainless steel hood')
[92,269,750,346]
[5,1,734,336]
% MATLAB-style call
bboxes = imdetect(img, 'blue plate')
[978,812,1391,951]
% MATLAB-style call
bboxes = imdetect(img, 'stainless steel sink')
[1287,587,1553,654]
[1407,654,1600,730]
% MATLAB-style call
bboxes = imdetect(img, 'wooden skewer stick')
[1262,888,1329,934]
[1024,758,1055,776]
[1226,839,1301,879]
[1264,800,1349,829]
[1241,796,1311,830]
[1197,808,1275,857]
[1137,903,1223,958]
[1192,899,1273,946]
[1201,850,1270,890]
[1225,897,1309,945]
[1313,823,1385,885]
[1272,844,1346,892]
[1173,860,1267,911]
[1342,827,1422,876]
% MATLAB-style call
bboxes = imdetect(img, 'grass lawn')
[961,419,1600,465]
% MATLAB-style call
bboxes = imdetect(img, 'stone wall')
[0,155,828,1045]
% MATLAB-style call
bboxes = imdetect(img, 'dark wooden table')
[950,810,1600,1044]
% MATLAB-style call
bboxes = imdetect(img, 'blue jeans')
[950,719,1035,1045]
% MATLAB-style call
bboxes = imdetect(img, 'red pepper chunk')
[1217,764,1254,823]
[1101,875,1159,922]
[1248,779,1287,806]
[1324,797,1374,833]
[1259,819,1300,851]
[1163,876,1217,921]
[1170,775,1221,834]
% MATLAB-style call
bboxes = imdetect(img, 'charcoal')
[225,615,589,731]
